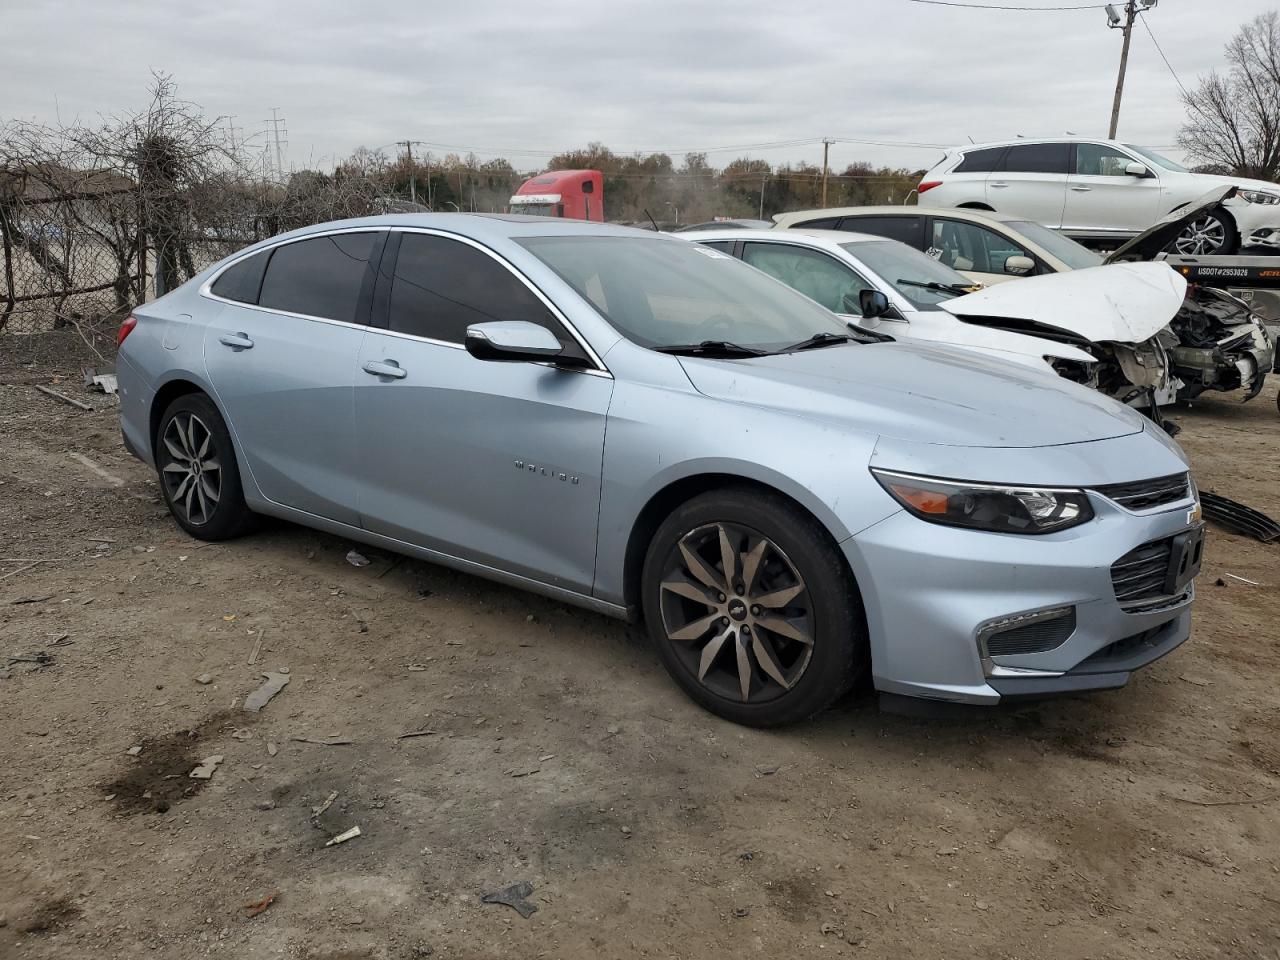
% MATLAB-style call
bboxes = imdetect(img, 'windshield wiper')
[781,331,856,352]
[654,340,769,358]
[896,278,975,296]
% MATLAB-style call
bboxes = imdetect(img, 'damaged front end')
[1170,287,1274,402]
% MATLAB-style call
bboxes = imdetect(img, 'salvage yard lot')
[2,337,1279,960]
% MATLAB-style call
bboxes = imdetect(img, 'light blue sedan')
[117,214,1204,725]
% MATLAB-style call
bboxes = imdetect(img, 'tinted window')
[258,233,378,322]
[999,143,1070,175]
[1075,143,1140,177]
[928,219,1034,275]
[389,234,568,349]
[791,215,841,229]
[838,215,925,249]
[742,242,873,314]
[954,147,1007,173]
[696,240,734,252]
[211,251,268,304]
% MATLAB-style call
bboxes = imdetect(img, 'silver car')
[117,214,1204,726]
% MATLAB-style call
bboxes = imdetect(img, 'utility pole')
[1106,1,1156,139]
[821,139,833,208]
[759,174,767,220]
[401,140,417,204]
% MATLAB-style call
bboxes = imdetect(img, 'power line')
[906,0,1107,10]
[1139,11,1191,99]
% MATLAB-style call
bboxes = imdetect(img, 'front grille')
[985,609,1076,657]
[1093,473,1190,511]
[1110,538,1174,604]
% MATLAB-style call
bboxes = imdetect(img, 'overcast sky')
[6,0,1276,173]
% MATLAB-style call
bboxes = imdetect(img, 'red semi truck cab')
[509,169,604,221]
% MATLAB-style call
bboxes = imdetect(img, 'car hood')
[678,341,1146,449]
[938,261,1187,344]
[1105,185,1237,263]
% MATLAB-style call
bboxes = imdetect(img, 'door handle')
[1070,185,1093,192]
[218,332,254,349]
[362,359,407,380]
[989,181,1008,188]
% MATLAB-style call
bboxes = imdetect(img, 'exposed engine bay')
[1170,286,1274,402]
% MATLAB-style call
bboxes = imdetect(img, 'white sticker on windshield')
[694,246,732,260]
[924,246,944,261]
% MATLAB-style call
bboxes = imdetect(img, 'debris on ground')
[247,630,264,666]
[126,745,143,756]
[231,728,254,741]
[1224,572,1260,586]
[1201,491,1280,543]
[9,594,54,605]
[325,826,362,847]
[5,652,55,672]
[266,742,278,757]
[290,736,353,746]
[243,671,290,713]
[195,673,213,685]
[480,881,537,919]
[189,755,224,780]
[47,633,72,646]
[346,550,371,567]
[34,384,93,411]
[311,790,339,827]
[397,728,436,740]
[88,374,118,395]
[243,892,277,918]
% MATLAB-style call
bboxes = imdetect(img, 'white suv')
[918,138,1280,255]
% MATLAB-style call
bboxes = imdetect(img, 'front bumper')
[842,489,1200,706]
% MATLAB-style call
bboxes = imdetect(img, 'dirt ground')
[2,334,1279,960]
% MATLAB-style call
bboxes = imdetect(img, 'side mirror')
[859,289,891,319]
[465,321,565,364]
[1004,254,1035,276]
[1124,161,1150,177]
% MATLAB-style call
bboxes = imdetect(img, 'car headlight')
[1239,189,1280,205]
[871,469,1094,534]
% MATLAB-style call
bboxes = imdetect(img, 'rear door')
[1063,142,1162,236]
[203,230,383,525]
[986,142,1070,228]
[352,230,612,594]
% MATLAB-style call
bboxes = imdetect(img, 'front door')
[353,231,612,594]
[1063,142,1163,235]
[203,230,383,525]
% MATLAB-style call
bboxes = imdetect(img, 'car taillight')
[117,314,138,347]
[917,180,943,194]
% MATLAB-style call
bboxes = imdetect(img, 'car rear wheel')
[155,393,256,540]
[1172,209,1238,255]
[641,488,868,727]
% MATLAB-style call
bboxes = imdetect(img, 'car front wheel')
[1171,209,1238,255]
[155,393,256,540]
[641,488,868,727]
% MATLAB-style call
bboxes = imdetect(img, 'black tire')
[640,487,868,727]
[155,393,256,541]
[1169,208,1239,256]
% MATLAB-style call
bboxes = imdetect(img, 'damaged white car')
[678,227,1183,425]
[773,188,1275,405]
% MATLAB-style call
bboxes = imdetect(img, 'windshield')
[519,236,850,352]
[1123,144,1189,173]
[1004,220,1103,270]
[840,240,974,309]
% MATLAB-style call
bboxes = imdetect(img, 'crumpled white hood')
[939,261,1187,344]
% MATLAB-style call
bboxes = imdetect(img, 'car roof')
[676,227,889,248]
[952,136,1130,151]
[772,205,1028,226]
[252,212,658,248]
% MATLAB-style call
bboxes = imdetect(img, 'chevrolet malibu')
[117,214,1205,726]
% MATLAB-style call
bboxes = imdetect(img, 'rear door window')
[789,215,842,229]
[835,215,925,250]
[998,143,1070,175]
[258,232,380,323]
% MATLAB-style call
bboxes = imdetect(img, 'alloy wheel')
[1174,216,1227,255]
[161,412,222,526]
[658,522,815,704]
